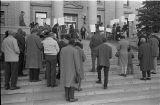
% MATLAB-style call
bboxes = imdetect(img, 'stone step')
[1,79,160,95]
[1,74,160,90]
[94,97,160,105]
[2,88,159,105]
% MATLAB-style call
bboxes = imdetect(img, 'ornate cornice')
[64,1,83,9]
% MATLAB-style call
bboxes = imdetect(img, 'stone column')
[88,1,97,25]
[104,0,116,26]
[15,1,31,26]
[115,1,124,27]
[51,1,63,26]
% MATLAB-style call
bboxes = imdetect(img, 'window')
[97,0,101,4]
[64,13,78,29]
[0,11,5,26]
[124,0,129,7]
[35,12,47,23]
[97,15,101,24]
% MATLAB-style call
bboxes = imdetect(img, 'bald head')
[140,38,146,43]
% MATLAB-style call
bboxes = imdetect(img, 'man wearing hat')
[89,26,105,72]
[25,28,43,82]
[138,38,153,80]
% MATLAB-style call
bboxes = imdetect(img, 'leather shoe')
[146,77,151,80]
[69,98,78,102]
[104,86,107,89]
[18,74,27,77]
[151,72,156,74]
[5,86,10,90]
[140,78,146,80]
[51,84,58,87]
[10,86,20,90]
[96,80,102,84]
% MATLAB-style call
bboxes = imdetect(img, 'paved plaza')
[1,40,160,105]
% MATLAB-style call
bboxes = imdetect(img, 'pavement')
[1,39,160,105]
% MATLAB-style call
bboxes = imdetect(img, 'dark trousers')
[65,87,75,100]
[97,66,109,87]
[5,62,18,88]
[45,55,57,86]
[91,49,97,72]
[29,69,40,81]
[18,53,24,75]
[81,33,85,39]
[142,71,151,78]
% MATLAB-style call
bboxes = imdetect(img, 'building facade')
[1,0,141,34]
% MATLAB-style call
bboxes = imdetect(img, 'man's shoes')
[96,80,102,84]
[104,86,108,89]
[140,78,146,80]
[119,74,124,76]
[10,86,20,90]
[151,72,156,74]
[51,84,58,87]
[69,98,78,102]
[146,77,151,80]
[5,85,10,90]
[47,84,51,87]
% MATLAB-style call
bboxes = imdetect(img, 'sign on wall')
[128,14,135,21]
[90,24,96,32]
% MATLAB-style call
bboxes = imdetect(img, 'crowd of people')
[1,22,159,102]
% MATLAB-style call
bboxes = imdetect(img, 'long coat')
[75,46,86,79]
[95,43,112,67]
[138,42,153,71]
[25,34,43,69]
[148,37,159,57]
[117,39,129,67]
[60,45,80,87]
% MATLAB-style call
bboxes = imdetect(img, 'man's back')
[96,43,112,67]
[89,32,105,49]
[2,36,20,62]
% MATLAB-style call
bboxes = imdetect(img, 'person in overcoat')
[25,28,43,82]
[89,30,105,72]
[95,38,112,89]
[138,38,153,80]
[60,39,80,102]
[14,28,26,76]
[117,36,129,77]
[75,42,86,91]
[148,35,159,74]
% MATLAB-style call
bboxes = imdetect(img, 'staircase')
[1,40,160,105]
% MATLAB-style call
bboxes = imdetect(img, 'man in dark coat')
[25,28,43,82]
[60,39,80,102]
[95,38,112,89]
[80,26,86,39]
[14,28,26,76]
[89,30,105,72]
[148,34,159,74]
[138,38,153,80]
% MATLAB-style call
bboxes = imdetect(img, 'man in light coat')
[25,28,43,82]
[60,39,80,102]
[1,30,20,90]
[42,32,59,87]
[95,38,112,89]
